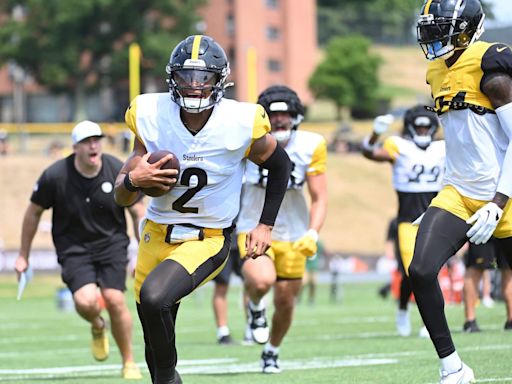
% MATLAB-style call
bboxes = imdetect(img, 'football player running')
[236,86,328,373]
[114,35,291,384]
[413,0,512,383]
[362,105,445,338]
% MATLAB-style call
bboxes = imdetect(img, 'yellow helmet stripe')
[424,0,434,15]
[191,35,202,60]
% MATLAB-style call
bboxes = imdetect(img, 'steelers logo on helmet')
[257,85,305,144]
[166,35,231,113]
[416,0,485,61]
[403,105,439,149]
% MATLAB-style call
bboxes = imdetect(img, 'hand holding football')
[141,150,180,197]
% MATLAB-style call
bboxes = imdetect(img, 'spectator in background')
[462,239,512,332]
[0,129,10,155]
[300,239,329,306]
[14,121,145,380]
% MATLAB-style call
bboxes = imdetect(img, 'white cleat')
[439,362,475,384]
[396,309,411,337]
[419,325,430,338]
[247,303,270,344]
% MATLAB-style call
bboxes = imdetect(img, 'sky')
[486,0,512,27]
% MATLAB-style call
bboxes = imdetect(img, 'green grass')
[1,275,511,383]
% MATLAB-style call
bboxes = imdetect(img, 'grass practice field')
[1,274,511,384]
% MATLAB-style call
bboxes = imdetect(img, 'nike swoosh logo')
[497,47,508,53]
[261,110,266,118]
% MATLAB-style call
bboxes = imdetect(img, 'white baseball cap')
[71,120,104,144]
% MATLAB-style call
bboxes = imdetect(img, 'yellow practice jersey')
[383,136,445,222]
[427,41,511,114]
[126,93,270,228]
[237,130,327,242]
[426,42,512,200]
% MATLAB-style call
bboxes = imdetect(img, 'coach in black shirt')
[14,121,145,380]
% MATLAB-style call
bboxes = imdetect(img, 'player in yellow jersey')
[415,1,512,383]
[237,86,328,373]
[114,35,292,384]
[362,105,445,338]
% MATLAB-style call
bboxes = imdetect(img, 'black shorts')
[464,238,510,270]
[213,245,242,285]
[59,241,129,293]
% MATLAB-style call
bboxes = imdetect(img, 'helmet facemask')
[406,116,438,149]
[417,0,485,61]
[166,35,231,113]
[167,66,228,113]
[268,102,304,144]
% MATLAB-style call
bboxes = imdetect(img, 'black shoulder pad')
[481,43,512,77]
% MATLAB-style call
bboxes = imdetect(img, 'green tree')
[317,0,494,46]
[0,0,206,120]
[309,35,381,120]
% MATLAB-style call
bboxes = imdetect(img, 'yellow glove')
[292,229,318,258]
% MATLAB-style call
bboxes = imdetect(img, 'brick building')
[198,0,317,104]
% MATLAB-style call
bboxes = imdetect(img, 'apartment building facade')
[198,0,317,104]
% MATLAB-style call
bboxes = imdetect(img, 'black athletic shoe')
[504,320,512,330]
[218,334,235,345]
[261,350,282,374]
[463,320,481,333]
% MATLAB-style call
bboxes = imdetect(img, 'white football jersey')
[126,93,270,228]
[383,136,445,193]
[440,110,508,200]
[237,130,327,242]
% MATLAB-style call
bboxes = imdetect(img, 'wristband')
[123,172,140,192]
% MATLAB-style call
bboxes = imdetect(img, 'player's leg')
[396,223,416,337]
[261,241,307,374]
[239,233,275,344]
[501,268,512,329]
[408,206,468,374]
[462,267,483,332]
[461,242,494,333]
[60,255,109,361]
[136,222,231,383]
[494,238,512,329]
[97,243,141,378]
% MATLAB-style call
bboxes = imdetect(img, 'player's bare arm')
[306,172,328,233]
[114,139,178,206]
[127,199,146,243]
[245,133,291,258]
[482,72,512,209]
[15,202,45,278]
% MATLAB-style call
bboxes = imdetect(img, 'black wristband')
[258,144,292,226]
[123,172,140,192]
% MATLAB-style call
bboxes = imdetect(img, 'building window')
[266,0,278,9]
[267,59,282,72]
[266,26,280,40]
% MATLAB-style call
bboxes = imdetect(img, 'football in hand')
[141,150,180,197]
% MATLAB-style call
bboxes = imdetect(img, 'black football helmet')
[166,35,230,113]
[402,105,440,148]
[257,85,305,143]
[417,0,485,60]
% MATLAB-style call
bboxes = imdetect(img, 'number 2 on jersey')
[172,167,208,213]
